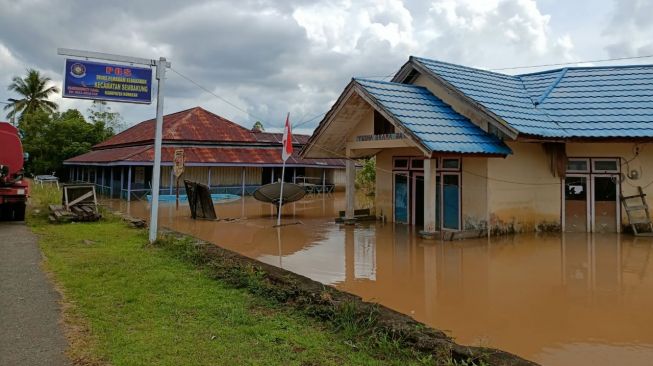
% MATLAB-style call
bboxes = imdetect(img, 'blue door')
[394,173,409,223]
[442,174,460,230]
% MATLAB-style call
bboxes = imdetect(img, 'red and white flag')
[281,113,293,161]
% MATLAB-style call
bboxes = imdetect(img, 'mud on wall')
[487,142,562,234]
[461,157,488,230]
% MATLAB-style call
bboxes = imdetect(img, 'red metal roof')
[66,145,346,167]
[95,107,257,148]
[67,107,342,167]
[65,145,150,163]
[95,106,312,148]
[252,131,310,144]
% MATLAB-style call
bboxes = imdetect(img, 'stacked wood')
[48,203,101,223]
[48,205,77,223]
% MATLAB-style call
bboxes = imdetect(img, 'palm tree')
[5,69,59,119]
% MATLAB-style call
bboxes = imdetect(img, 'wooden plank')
[67,190,94,207]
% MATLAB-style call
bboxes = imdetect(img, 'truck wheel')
[13,203,26,221]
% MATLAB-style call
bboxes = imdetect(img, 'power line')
[171,52,653,131]
[170,67,326,130]
[169,67,268,123]
[490,54,653,71]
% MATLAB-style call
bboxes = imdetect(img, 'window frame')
[440,158,461,171]
[393,157,410,170]
[592,158,620,174]
[566,158,590,173]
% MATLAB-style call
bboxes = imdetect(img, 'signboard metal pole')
[56,48,170,243]
[148,57,167,243]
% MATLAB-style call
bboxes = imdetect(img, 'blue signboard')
[63,59,152,104]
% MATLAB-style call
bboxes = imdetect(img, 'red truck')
[0,122,28,220]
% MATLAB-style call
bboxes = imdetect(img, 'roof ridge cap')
[516,63,653,76]
[411,56,518,79]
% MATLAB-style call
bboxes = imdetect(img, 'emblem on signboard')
[173,149,185,177]
[70,63,86,78]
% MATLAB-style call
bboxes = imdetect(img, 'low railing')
[355,133,405,142]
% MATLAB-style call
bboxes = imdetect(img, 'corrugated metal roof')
[354,78,512,155]
[66,146,346,167]
[252,131,310,144]
[65,145,151,163]
[96,106,311,148]
[95,107,256,148]
[413,57,653,138]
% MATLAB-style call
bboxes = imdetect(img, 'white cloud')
[603,0,653,57]
[2,0,636,129]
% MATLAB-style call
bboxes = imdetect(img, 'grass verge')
[28,184,532,366]
[27,185,444,366]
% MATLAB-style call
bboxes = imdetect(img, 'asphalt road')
[0,222,70,366]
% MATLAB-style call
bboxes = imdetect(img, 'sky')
[1,0,652,135]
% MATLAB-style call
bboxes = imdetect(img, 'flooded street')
[107,193,653,366]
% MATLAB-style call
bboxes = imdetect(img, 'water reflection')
[106,194,653,366]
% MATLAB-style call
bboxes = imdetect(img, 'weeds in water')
[443,357,490,366]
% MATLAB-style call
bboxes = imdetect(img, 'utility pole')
[149,57,167,243]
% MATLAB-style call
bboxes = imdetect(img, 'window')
[393,158,409,169]
[593,159,619,173]
[441,158,460,170]
[566,158,589,173]
[374,110,395,135]
[410,158,424,170]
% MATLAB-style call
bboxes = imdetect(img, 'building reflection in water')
[108,195,653,366]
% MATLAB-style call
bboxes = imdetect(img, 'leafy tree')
[252,121,264,131]
[4,69,59,120]
[19,109,114,176]
[87,100,127,134]
[355,157,376,196]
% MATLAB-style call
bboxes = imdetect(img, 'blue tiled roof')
[354,78,511,155]
[413,57,653,138]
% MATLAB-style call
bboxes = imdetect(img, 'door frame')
[562,173,620,233]
[590,173,621,233]
[411,172,424,226]
[562,173,591,232]
[440,172,462,231]
[393,171,409,224]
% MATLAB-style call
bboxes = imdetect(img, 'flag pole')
[277,161,286,226]
[277,112,290,227]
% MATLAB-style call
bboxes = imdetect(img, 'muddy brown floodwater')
[107,193,653,366]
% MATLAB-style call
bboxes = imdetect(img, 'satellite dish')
[253,182,306,207]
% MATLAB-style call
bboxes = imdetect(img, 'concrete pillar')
[322,169,326,194]
[207,167,212,188]
[271,168,275,183]
[422,158,437,237]
[127,166,132,202]
[110,167,114,198]
[292,167,296,184]
[169,167,174,195]
[120,167,124,199]
[345,159,355,221]
[241,167,246,196]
